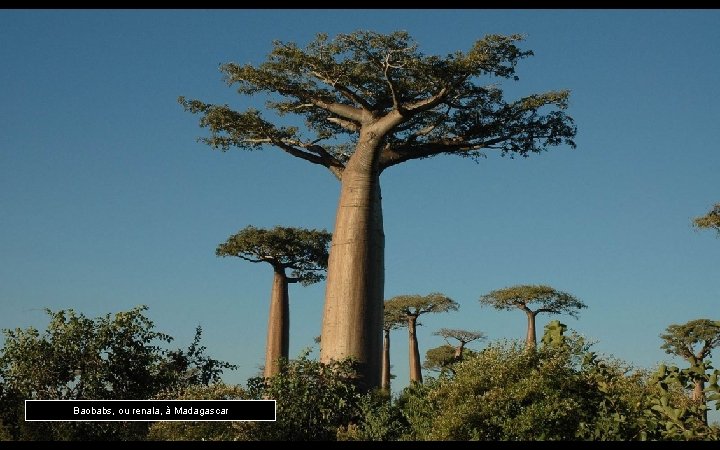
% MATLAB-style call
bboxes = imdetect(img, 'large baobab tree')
[381,302,405,392]
[181,30,576,387]
[693,203,720,236]
[479,285,585,350]
[660,319,720,405]
[385,293,458,383]
[216,225,331,377]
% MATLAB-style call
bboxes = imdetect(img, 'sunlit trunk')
[321,134,384,390]
[526,311,537,350]
[381,328,391,392]
[264,269,289,378]
[408,315,422,383]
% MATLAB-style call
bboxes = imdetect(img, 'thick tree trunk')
[525,311,537,350]
[264,268,289,378]
[321,134,384,390]
[381,328,391,392]
[408,316,423,384]
[693,379,707,424]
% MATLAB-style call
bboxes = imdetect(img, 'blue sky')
[1,9,718,403]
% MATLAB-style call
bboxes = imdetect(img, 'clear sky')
[1,9,718,403]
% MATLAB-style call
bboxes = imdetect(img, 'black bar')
[25,400,275,421]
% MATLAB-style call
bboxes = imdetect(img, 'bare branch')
[383,54,402,111]
[380,135,507,171]
[327,117,360,132]
[404,86,450,114]
[273,140,344,180]
[309,70,373,111]
[310,99,366,123]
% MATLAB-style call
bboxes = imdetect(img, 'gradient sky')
[1,10,718,406]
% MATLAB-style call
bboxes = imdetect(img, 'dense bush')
[147,383,247,441]
[236,353,363,441]
[0,306,234,441]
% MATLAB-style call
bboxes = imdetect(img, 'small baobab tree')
[479,284,586,350]
[216,225,331,378]
[660,319,720,405]
[385,293,458,383]
[434,328,486,361]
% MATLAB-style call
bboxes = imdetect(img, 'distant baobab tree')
[479,284,586,350]
[385,293,458,383]
[434,328,486,361]
[216,225,331,377]
[381,301,405,392]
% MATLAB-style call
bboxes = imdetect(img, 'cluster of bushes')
[1,307,718,441]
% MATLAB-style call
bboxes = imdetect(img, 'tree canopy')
[385,293,459,319]
[660,319,720,364]
[434,328,486,345]
[693,203,720,236]
[216,225,331,285]
[479,284,586,318]
[180,30,576,181]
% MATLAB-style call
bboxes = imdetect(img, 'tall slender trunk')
[264,268,289,378]
[321,134,384,390]
[525,310,537,350]
[408,315,422,383]
[381,328,391,392]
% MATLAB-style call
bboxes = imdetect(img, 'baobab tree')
[181,30,576,387]
[479,285,586,350]
[381,302,405,392]
[385,293,458,383]
[693,203,720,236]
[434,328,485,361]
[660,319,720,405]
[216,225,331,377]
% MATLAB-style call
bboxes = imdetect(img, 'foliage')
[216,225,331,285]
[541,320,568,348]
[479,284,586,317]
[163,326,238,393]
[640,364,719,440]
[423,345,477,376]
[234,353,363,441]
[180,30,576,178]
[693,203,720,236]
[414,339,596,440]
[337,390,410,441]
[383,300,406,331]
[660,319,720,364]
[384,293,458,321]
[147,383,247,441]
[0,306,234,441]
